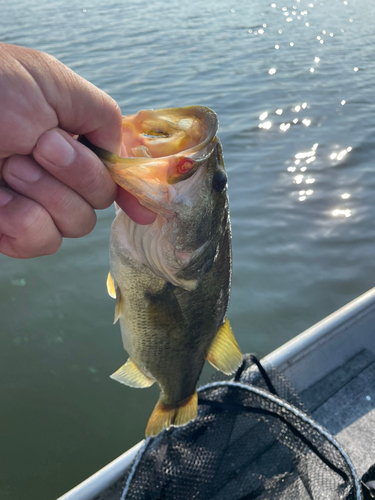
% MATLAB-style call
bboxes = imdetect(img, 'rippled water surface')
[1,0,375,498]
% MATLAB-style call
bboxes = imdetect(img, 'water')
[1,0,375,497]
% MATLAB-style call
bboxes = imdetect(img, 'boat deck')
[264,288,375,481]
[302,348,375,477]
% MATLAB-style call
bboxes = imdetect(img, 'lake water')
[1,0,375,498]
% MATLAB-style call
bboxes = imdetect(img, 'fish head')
[94,106,230,289]
[94,106,221,217]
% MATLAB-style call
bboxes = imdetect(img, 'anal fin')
[145,391,198,437]
[207,317,242,375]
[106,272,116,299]
[110,358,154,388]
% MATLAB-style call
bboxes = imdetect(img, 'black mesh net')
[96,354,362,500]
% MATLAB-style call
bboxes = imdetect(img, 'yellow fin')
[113,288,122,324]
[106,272,116,299]
[207,317,242,375]
[145,391,198,437]
[179,278,198,291]
[110,359,154,388]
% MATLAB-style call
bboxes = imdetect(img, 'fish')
[85,106,242,436]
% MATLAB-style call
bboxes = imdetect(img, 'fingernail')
[8,157,42,183]
[38,130,75,167]
[0,188,13,207]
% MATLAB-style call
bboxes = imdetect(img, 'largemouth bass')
[86,106,242,436]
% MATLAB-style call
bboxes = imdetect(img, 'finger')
[3,155,97,238]
[2,44,123,155]
[116,187,157,225]
[0,159,6,187]
[33,128,118,209]
[0,187,62,258]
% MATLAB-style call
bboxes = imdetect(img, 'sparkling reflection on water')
[1,0,375,498]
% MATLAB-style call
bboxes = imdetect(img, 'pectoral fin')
[207,317,242,375]
[107,272,122,323]
[106,272,116,298]
[110,359,154,388]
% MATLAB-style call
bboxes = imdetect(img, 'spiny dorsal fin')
[106,272,116,298]
[207,317,242,375]
[110,358,154,388]
[145,391,198,437]
[113,287,122,324]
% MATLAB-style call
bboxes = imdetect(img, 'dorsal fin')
[110,359,154,388]
[206,317,242,375]
[106,272,116,298]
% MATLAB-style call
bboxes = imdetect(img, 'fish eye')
[212,170,227,193]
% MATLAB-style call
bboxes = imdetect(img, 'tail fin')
[145,391,198,437]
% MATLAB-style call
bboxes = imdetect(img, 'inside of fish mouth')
[143,131,169,138]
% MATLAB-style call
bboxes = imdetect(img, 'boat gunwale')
[266,287,375,371]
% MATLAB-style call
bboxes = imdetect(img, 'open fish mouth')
[80,106,219,215]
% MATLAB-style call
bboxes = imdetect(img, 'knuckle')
[94,189,115,209]
[0,209,62,259]
[24,208,62,256]
[108,99,122,127]
[34,180,98,238]
[75,155,103,193]
[61,208,97,238]
[21,201,49,233]
[46,184,72,212]
[78,210,97,237]
[40,235,62,256]
[75,154,115,209]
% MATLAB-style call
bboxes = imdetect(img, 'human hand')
[0,43,156,259]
